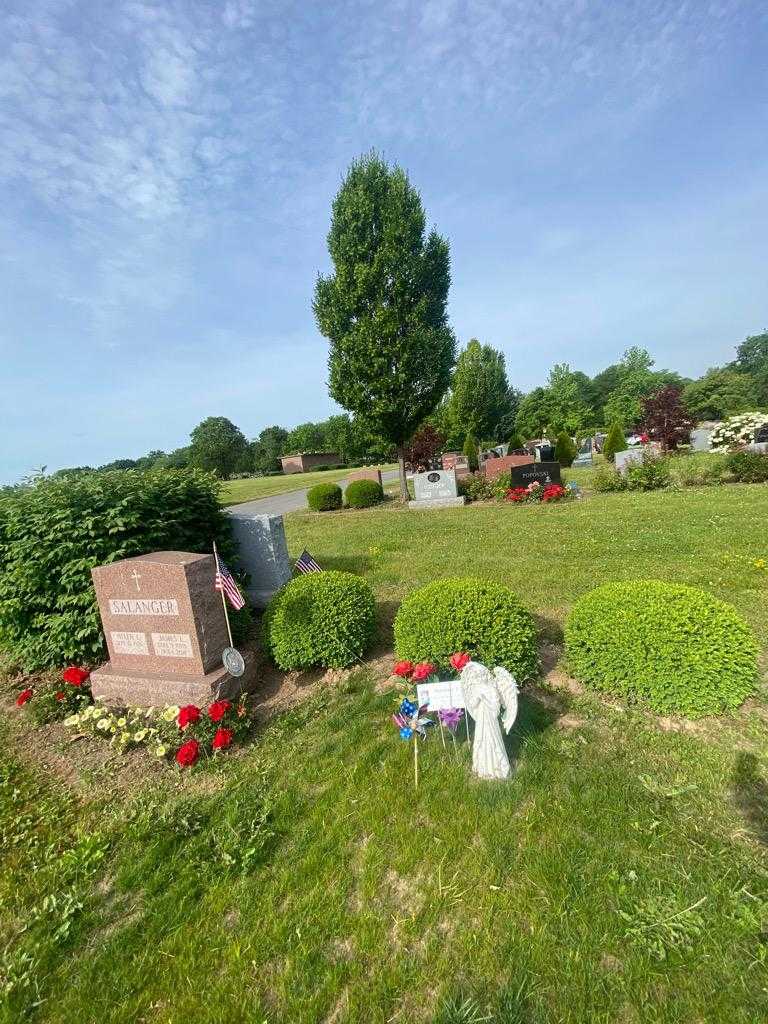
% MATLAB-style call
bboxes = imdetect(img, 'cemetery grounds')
[2,478,768,1023]
[220,464,398,506]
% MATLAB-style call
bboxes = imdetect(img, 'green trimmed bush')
[394,577,538,679]
[307,482,343,511]
[603,422,626,463]
[555,432,577,467]
[0,470,233,671]
[565,580,758,717]
[726,451,768,483]
[345,479,384,508]
[262,571,376,669]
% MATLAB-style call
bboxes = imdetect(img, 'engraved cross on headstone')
[130,569,142,592]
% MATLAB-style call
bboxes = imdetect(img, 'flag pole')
[213,540,234,648]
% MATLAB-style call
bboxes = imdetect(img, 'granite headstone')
[409,469,465,509]
[228,512,292,608]
[90,551,254,707]
[510,462,562,487]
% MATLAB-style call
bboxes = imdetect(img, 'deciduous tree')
[189,417,248,479]
[313,152,455,499]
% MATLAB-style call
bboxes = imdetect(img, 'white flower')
[63,715,80,727]
[134,729,147,742]
[161,706,179,722]
[154,745,167,758]
[117,717,127,727]
[97,718,111,731]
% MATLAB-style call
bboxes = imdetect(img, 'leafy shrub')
[345,479,384,508]
[726,451,768,483]
[667,452,728,488]
[625,455,671,491]
[458,472,495,502]
[555,431,577,467]
[565,580,758,717]
[710,412,768,452]
[592,465,627,492]
[394,577,538,680]
[603,422,626,463]
[306,482,343,511]
[0,470,231,671]
[263,571,376,669]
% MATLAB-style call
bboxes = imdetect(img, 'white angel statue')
[460,661,519,780]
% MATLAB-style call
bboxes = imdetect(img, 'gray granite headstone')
[572,437,593,467]
[691,426,714,451]
[614,448,645,475]
[228,512,292,607]
[409,469,465,509]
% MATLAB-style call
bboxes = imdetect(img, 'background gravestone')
[614,448,645,475]
[90,551,254,707]
[510,462,562,487]
[409,469,465,509]
[228,512,292,608]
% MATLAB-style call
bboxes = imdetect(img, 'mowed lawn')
[220,464,397,505]
[3,484,768,1024]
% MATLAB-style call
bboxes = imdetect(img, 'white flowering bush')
[710,413,768,452]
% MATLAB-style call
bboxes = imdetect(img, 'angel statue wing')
[492,667,519,733]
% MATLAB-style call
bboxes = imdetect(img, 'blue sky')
[1,0,766,482]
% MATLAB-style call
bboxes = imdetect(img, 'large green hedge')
[0,470,232,671]
[262,571,375,670]
[307,483,343,512]
[564,580,758,717]
[394,577,538,679]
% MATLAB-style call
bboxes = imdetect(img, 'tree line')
[43,152,768,489]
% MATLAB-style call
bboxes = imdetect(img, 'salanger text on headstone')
[90,551,254,707]
[408,468,466,509]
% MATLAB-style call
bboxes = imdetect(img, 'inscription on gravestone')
[510,462,562,487]
[90,551,251,707]
[755,424,768,444]
[413,469,459,501]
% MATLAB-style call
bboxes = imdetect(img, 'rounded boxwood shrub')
[306,482,342,511]
[345,479,384,508]
[262,571,376,669]
[564,580,758,717]
[394,577,538,679]
[726,451,768,484]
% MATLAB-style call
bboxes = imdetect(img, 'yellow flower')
[754,559,766,570]
[97,719,111,731]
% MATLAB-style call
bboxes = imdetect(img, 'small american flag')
[295,549,322,574]
[215,558,245,610]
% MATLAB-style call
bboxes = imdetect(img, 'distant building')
[280,452,341,474]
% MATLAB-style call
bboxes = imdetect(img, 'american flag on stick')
[295,549,322,574]
[215,558,245,610]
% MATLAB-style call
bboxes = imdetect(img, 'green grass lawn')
[220,465,397,505]
[2,484,768,1023]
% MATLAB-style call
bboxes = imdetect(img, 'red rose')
[55,691,66,701]
[177,705,201,729]
[393,661,414,678]
[16,688,33,707]
[175,739,200,767]
[62,666,90,687]
[207,700,231,723]
[450,652,471,671]
[411,662,435,681]
[212,727,233,751]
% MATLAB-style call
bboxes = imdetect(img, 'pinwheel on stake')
[392,697,434,787]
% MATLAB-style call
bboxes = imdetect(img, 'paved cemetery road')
[225,470,401,517]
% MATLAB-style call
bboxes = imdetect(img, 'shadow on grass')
[505,687,568,762]
[732,752,768,845]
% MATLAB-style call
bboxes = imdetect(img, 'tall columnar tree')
[602,421,626,463]
[189,417,248,479]
[463,433,479,472]
[446,339,514,442]
[313,153,456,499]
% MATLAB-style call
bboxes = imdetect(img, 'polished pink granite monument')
[90,551,253,707]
